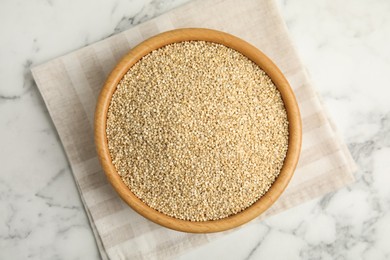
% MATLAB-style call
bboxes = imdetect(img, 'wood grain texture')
[94,28,302,233]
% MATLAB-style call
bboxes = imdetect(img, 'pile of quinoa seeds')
[106,41,289,222]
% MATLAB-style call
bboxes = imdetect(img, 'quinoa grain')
[106,41,289,221]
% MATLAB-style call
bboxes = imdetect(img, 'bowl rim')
[94,28,302,233]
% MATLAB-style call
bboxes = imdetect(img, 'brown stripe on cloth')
[95,205,161,238]
[293,83,317,103]
[92,41,118,77]
[169,1,202,28]
[83,183,119,206]
[78,170,107,193]
[284,165,354,201]
[89,197,125,221]
[259,165,354,219]
[93,208,136,234]
[109,33,131,62]
[101,222,160,249]
[61,55,97,125]
[72,157,103,179]
[32,60,96,165]
[155,17,175,32]
[302,112,328,132]
[298,96,324,118]
[137,20,163,40]
[301,150,348,173]
[100,223,135,249]
[297,138,341,168]
[142,234,210,260]
[123,27,145,48]
[290,151,350,186]
[76,46,107,95]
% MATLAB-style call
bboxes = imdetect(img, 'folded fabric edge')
[30,68,109,260]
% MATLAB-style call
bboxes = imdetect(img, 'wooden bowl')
[95,28,302,233]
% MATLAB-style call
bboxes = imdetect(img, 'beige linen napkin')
[31,0,357,259]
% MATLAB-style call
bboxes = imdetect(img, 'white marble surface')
[0,0,389,259]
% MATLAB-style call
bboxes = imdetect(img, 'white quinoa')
[106,41,289,221]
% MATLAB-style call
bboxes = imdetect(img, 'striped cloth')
[31,0,357,259]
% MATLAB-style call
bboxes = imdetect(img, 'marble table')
[1,0,389,259]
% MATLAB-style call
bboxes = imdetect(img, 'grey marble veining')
[1,0,389,259]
